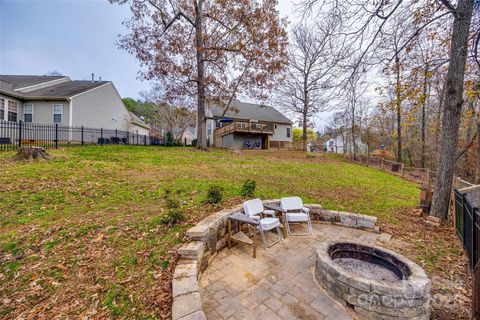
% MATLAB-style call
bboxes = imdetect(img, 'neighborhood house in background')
[0,75,150,136]
[324,133,367,154]
[206,99,293,150]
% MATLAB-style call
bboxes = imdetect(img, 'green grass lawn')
[0,146,419,318]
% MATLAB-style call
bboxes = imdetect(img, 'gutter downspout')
[68,98,73,141]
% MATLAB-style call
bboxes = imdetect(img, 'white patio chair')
[280,196,313,236]
[243,198,282,250]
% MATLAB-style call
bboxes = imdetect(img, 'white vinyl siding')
[23,104,33,122]
[53,104,63,123]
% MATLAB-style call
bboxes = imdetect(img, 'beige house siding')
[71,83,130,130]
[270,123,293,142]
[130,123,149,136]
[21,100,70,126]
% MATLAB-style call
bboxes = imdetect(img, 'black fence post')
[81,126,84,145]
[463,193,467,249]
[474,208,479,267]
[126,131,129,145]
[100,128,104,146]
[115,129,118,145]
[55,123,59,149]
[18,121,23,148]
[144,135,147,146]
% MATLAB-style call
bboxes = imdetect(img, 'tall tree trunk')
[430,0,475,220]
[421,65,428,168]
[351,117,356,161]
[302,110,308,151]
[302,85,308,151]
[194,0,206,149]
[395,55,402,162]
[433,81,445,168]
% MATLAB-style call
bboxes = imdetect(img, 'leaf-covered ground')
[0,146,469,319]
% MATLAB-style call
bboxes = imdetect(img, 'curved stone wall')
[172,200,380,320]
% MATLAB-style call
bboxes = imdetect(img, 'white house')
[325,133,367,154]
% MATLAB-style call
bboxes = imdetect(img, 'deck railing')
[214,121,275,137]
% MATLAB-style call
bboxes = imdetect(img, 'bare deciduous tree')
[141,84,195,141]
[276,18,342,151]
[302,0,476,221]
[110,0,288,149]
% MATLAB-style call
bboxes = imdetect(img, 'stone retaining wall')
[171,200,379,320]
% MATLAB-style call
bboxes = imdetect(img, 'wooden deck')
[214,121,275,137]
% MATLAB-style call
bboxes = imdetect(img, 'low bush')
[204,185,223,204]
[160,189,185,225]
[240,179,256,197]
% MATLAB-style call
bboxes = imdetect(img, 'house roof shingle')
[0,75,109,100]
[0,75,67,89]
[209,99,292,124]
[22,81,109,98]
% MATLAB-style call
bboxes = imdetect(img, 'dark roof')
[22,81,109,98]
[0,75,67,90]
[0,75,109,100]
[209,99,292,124]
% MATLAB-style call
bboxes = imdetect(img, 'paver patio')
[199,223,387,320]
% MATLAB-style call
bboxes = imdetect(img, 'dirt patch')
[237,149,334,164]
[288,303,317,320]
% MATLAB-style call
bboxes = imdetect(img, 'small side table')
[228,213,260,258]
[264,203,288,239]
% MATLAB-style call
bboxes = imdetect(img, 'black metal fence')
[454,189,480,271]
[0,120,151,151]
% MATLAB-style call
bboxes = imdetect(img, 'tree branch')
[437,0,457,13]
[456,130,478,162]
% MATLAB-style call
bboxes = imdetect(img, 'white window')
[0,99,4,121]
[23,104,33,123]
[53,104,63,123]
[8,101,17,122]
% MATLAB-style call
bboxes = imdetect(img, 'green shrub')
[204,185,223,204]
[191,139,197,147]
[166,131,174,143]
[161,189,185,225]
[240,179,256,197]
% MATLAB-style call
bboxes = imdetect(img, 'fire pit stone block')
[315,241,431,319]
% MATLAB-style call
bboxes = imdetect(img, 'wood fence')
[343,154,436,186]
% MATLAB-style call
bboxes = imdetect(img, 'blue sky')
[0,0,149,98]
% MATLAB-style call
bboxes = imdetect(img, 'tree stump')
[14,147,51,161]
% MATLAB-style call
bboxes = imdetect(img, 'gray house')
[0,75,149,135]
[206,99,293,149]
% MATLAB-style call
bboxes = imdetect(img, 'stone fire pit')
[315,241,431,319]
